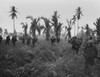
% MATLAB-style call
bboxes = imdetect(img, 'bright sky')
[0,0,100,35]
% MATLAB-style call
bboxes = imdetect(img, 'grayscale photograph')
[0,0,100,77]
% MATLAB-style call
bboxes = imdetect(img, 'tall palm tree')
[71,15,76,36]
[41,17,52,40]
[51,11,62,39]
[65,19,72,40]
[26,16,40,38]
[75,7,83,34]
[10,6,18,34]
[57,22,63,39]
[21,22,28,36]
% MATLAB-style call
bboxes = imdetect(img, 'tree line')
[2,6,99,40]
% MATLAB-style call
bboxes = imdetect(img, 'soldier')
[83,38,99,77]
[26,37,31,45]
[5,35,10,45]
[56,38,60,43]
[69,37,82,53]
[22,37,25,44]
[0,35,2,43]
[32,37,38,47]
[12,36,17,47]
[50,36,56,45]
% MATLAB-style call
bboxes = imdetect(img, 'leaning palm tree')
[75,7,83,34]
[41,17,52,41]
[71,15,76,36]
[21,22,28,36]
[26,16,40,38]
[10,6,18,34]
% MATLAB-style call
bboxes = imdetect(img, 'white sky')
[0,0,100,35]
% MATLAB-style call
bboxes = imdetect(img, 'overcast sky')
[0,0,100,35]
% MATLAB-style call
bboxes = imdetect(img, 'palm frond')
[10,13,17,19]
[21,23,25,29]
[66,19,72,27]
[37,17,40,22]
[26,16,34,21]
[66,19,69,26]
[20,22,24,25]
[10,6,18,19]
[75,6,83,20]
[93,22,97,26]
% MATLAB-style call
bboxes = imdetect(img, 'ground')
[0,39,100,77]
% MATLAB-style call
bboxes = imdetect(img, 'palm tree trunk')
[25,27,27,36]
[13,18,16,34]
[38,30,41,35]
[74,24,75,36]
[77,20,79,34]
[33,29,36,38]
[46,29,50,41]
[25,30,27,36]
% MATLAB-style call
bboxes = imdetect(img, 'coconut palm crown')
[10,6,18,34]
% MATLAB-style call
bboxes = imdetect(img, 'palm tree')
[85,24,90,37]
[41,17,52,40]
[71,15,76,36]
[26,16,40,38]
[82,24,91,39]
[10,6,18,34]
[94,17,100,39]
[57,22,63,39]
[51,11,62,39]
[65,19,72,40]
[75,7,83,34]
[21,22,28,36]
